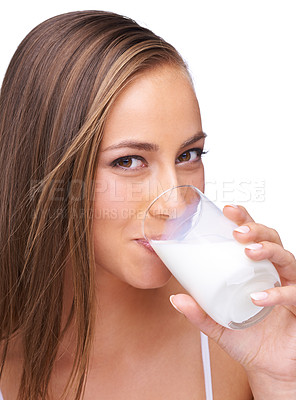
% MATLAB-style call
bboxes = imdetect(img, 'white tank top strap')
[200,332,213,400]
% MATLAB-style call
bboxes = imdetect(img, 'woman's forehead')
[100,66,201,148]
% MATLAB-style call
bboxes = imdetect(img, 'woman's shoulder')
[0,337,23,400]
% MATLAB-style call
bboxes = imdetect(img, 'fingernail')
[245,243,263,250]
[250,291,269,301]
[234,225,250,234]
[226,204,239,209]
[169,295,184,314]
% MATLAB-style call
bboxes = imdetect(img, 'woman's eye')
[111,156,145,170]
[176,148,205,164]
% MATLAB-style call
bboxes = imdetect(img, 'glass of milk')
[143,185,281,329]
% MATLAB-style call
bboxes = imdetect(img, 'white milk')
[151,240,280,328]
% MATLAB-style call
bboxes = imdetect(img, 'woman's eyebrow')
[102,140,159,152]
[179,131,207,150]
[102,131,206,153]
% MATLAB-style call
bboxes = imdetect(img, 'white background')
[1,1,295,253]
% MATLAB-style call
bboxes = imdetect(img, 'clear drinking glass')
[143,185,281,329]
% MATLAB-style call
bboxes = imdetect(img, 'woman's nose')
[147,168,179,215]
[143,184,201,242]
[150,167,179,199]
[148,185,188,220]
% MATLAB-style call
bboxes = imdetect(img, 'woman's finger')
[250,285,296,307]
[223,204,254,226]
[233,222,283,246]
[245,241,296,283]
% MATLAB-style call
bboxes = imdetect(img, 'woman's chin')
[130,268,173,289]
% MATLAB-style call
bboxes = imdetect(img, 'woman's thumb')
[170,293,225,341]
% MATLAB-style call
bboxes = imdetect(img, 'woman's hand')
[169,205,296,399]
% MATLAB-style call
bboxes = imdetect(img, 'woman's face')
[93,65,205,289]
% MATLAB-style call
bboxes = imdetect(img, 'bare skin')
[47,278,252,399]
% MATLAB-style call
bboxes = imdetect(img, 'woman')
[0,10,295,400]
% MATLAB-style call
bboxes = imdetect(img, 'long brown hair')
[0,10,188,399]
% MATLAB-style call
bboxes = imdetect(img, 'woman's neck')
[91,268,183,360]
[59,266,186,365]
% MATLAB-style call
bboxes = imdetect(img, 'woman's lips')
[135,239,156,253]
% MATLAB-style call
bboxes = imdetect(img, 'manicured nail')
[250,291,269,301]
[227,204,239,209]
[234,225,250,234]
[169,295,184,314]
[245,243,263,250]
